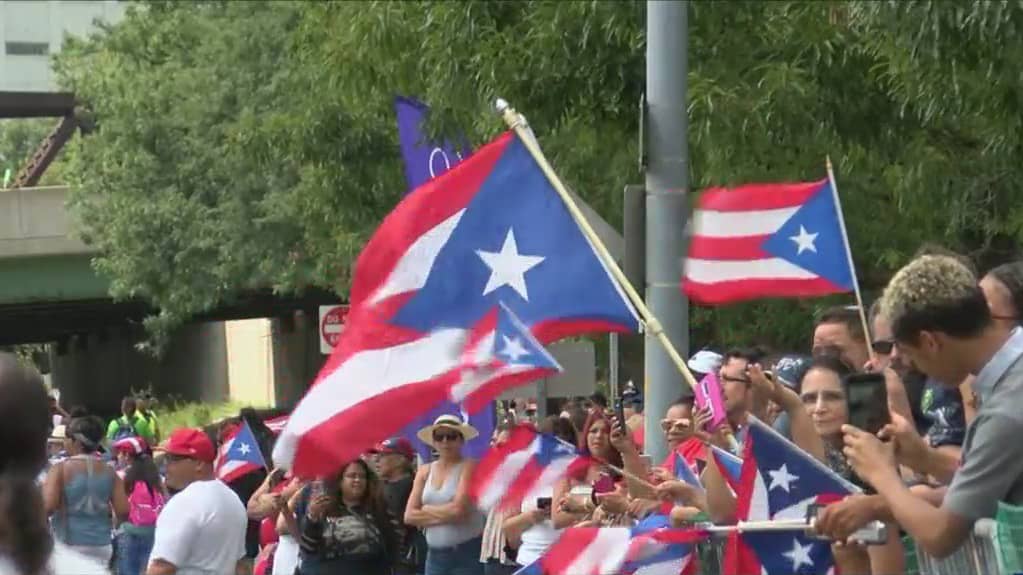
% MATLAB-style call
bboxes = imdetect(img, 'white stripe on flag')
[564,528,633,575]
[370,210,464,304]
[692,207,798,237]
[478,438,540,509]
[685,257,818,283]
[274,328,469,465]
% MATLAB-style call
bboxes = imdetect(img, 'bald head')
[0,354,49,475]
[881,255,991,344]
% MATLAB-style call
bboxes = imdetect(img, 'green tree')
[53,1,1023,354]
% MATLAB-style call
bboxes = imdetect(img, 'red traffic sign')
[319,305,350,354]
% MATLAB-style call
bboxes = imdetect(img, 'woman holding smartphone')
[551,410,630,529]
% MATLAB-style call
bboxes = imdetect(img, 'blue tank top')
[55,455,115,547]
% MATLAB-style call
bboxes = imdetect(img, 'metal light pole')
[643,0,689,462]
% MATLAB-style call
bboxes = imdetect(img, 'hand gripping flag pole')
[495,99,702,395]
[825,156,876,363]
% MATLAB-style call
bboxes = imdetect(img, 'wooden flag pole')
[495,99,699,394]
[825,156,876,363]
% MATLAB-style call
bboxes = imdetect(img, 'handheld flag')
[673,452,704,491]
[274,129,638,477]
[726,417,857,575]
[216,421,268,484]
[521,521,708,575]
[709,444,743,491]
[470,423,588,512]
[684,179,854,304]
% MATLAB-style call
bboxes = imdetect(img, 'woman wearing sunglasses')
[405,414,485,575]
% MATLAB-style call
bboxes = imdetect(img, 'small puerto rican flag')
[215,420,268,484]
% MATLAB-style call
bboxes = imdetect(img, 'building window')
[4,42,49,56]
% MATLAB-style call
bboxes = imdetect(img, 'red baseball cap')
[371,437,415,459]
[162,428,216,463]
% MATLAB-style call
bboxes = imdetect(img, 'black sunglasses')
[871,339,894,355]
[433,432,462,443]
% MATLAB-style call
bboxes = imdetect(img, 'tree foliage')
[54,1,1023,352]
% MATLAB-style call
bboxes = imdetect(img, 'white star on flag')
[237,442,251,456]
[498,335,530,363]
[789,225,819,255]
[783,539,814,570]
[476,229,545,301]
[768,464,799,492]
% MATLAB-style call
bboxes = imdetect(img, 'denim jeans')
[425,536,484,575]
[483,559,518,575]
[117,531,154,575]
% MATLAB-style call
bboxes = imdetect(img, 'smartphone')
[593,474,615,496]
[536,497,552,511]
[269,468,286,488]
[638,454,653,468]
[309,479,327,498]
[614,401,627,428]
[845,372,890,435]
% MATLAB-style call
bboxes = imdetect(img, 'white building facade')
[0,0,125,92]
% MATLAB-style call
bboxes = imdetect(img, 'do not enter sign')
[319,305,350,354]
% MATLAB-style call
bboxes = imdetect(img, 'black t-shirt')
[382,475,413,519]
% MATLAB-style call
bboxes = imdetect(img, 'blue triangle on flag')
[230,421,268,468]
[493,302,562,371]
[760,181,854,290]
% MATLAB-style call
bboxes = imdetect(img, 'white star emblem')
[237,442,251,456]
[789,225,819,255]
[768,464,799,492]
[783,539,814,570]
[498,335,530,363]
[476,229,545,301]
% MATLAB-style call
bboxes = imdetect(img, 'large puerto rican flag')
[273,130,639,477]
[683,179,854,304]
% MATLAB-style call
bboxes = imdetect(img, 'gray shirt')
[945,327,1023,521]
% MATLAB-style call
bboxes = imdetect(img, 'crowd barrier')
[913,520,1002,575]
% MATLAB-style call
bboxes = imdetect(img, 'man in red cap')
[146,429,247,575]
[371,437,423,575]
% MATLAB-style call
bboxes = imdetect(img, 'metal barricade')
[915,519,1004,575]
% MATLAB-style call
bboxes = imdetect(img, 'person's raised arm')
[247,469,281,519]
[700,453,737,524]
[748,364,826,463]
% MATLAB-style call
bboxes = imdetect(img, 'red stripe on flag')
[469,426,536,504]
[683,277,844,305]
[687,235,771,261]
[349,132,514,308]
[291,372,456,477]
[502,459,545,511]
[697,180,826,212]
[541,528,602,575]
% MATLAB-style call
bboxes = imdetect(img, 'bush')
[155,400,251,435]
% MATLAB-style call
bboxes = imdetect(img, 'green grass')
[155,400,253,434]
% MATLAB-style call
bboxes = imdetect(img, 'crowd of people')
[0,244,1021,575]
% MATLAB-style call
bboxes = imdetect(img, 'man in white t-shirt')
[147,428,247,575]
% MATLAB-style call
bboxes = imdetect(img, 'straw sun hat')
[416,414,479,448]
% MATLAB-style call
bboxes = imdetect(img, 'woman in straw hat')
[404,414,485,575]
